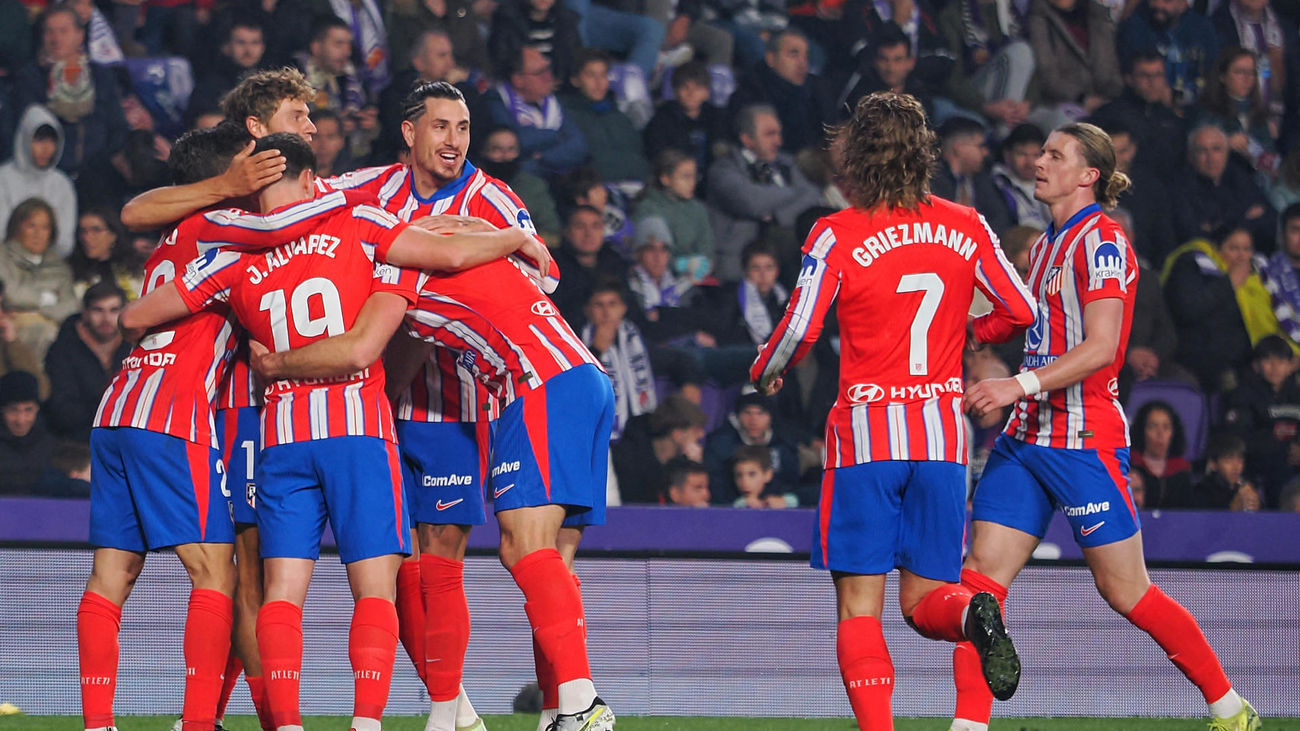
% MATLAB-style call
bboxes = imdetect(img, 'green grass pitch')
[5,717,1300,730]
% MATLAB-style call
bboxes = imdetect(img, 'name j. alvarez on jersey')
[245,233,342,284]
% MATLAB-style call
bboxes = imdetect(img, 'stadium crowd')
[3,0,1300,512]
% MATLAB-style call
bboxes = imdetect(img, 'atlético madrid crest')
[1045,266,1063,296]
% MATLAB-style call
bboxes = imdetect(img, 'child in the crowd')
[664,456,711,507]
[1181,433,1262,511]
[1222,334,1300,506]
[37,439,92,497]
[730,444,798,508]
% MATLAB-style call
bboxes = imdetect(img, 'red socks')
[421,555,471,702]
[510,549,591,687]
[533,633,558,711]
[257,600,304,729]
[910,583,974,642]
[215,651,242,721]
[395,559,427,686]
[77,591,122,729]
[245,674,276,731]
[952,569,1007,724]
[837,616,895,730]
[350,596,399,723]
[1125,584,1231,703]
[181,589,234,731]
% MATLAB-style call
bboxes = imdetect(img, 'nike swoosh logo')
[1081,521,1105,536]
[493,483,514,498]
[435,499,464,511]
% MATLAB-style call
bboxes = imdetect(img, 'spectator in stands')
[44,282,129,442]
[1210,0,1294,131]
[561,0,665,80]
[137,0,206,58]
[223,0,314,68]
[582,280,657,441]
[113,95,173,198]
[664,456,711,506]
[1197,46,1279,173]
[66,0,124,66]
[377,29,483,162]
[991,123,1051,229]
[1107,122,1179,263]
[1261,204,1300,343]
[703,391,801,504]
[35,439,92,497]
[1027,0,1125,119]
[1270,146,1300,212]
[705,104,822,282]
[0,197,77,361]
[0,105,76,258]
[309,108,352,177]
[489,0,582,82]
[1130,400,1196,507]
[931,117,1014,234]
[730,444,797,508]
[613,393,707,503]
[324,0,391,103]
[187,21,267,126]
[476,126,563,246]
[842,0,951,89]
[0,370,55,495]
[552,205,627,326]
[560,49,651,184]
[642,61,729,176]
[710,241,787,351]
[0,279,46,398]
[626,216,700,313]
[1118,214,1189,392]
[937,0,1034,129]
[727,29,834,154]
[68,208,140,300]
[1182,432,1262,508]
[1221,335,1300,505]
[1117,0,1220,111]
[13,6,127,197]
[1164,225,1259,390]
[1091,51,1190,178]
[1129,468,1148,508]
[297,15,377,162]
[634,149,714,280]
[1172,123,1277,251]
[561,166,635,250]
[486,45,588,178]
[836,25,934,123]
[386,0,488,74]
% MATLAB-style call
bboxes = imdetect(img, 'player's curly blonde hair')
[831,92,935,212]
[220,67,315,129]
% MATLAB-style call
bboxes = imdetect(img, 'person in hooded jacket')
[0,370,56,495]
[0,105,78,258]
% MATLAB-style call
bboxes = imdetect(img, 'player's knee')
[1093,574,1148,615]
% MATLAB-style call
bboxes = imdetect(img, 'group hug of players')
[73,64,1261,731]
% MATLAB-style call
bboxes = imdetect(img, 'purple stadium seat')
[1125,380,1209,461]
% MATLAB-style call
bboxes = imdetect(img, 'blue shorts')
[399,419,493,526]
[90,427,234,551]
[811,460,966,581]
[489,364,614,525]
[256,436,411,564]
[216,406,261,526]
[972,435,1139,548]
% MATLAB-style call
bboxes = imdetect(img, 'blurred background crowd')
[1,0,1300,512]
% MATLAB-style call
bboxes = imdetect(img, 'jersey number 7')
[896,272,944,377]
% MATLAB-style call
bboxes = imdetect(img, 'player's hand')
[414,214,498,233]
[516,232,553,281]
[247,340,280,380]
[757,377,784,396]
[221,141,286,197]
[966,317,985,351]
[964,377,1024,418]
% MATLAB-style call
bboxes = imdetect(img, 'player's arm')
[119,142,287,231]
[250,291,411,379]
[382,225,551,278]
[966,297,1124,417]
[119,280,196,335]
[382,330,434,403]
[970,226,1037,345]
[749,250,842,395]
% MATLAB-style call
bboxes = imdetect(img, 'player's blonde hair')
[220,67,315,128]
[1055,123,1131,210]
[830,92,935,212]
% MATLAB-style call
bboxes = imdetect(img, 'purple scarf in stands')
[1260,251,1300,343]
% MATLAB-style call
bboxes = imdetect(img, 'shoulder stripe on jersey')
[809,225,836,258]
[354,204,403,228]
[203,191,348,233]
[326,165,394,191]
[379,168,408,208]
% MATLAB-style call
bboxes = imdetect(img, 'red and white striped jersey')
[1004,204,1136,450]
[215,339,262,411]
[94,216,239,447]
[400,257,603,405]
[176,202,418,447]
[751,199,1037,466]
[327,161,542,423]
